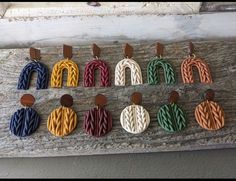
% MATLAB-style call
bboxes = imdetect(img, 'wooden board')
[0,39,235,157]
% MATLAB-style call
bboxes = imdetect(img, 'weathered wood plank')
[200,2,236,12]
[0,39,235,157]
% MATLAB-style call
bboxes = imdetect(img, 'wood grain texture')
[0,39,235,157]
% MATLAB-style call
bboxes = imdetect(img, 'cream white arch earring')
[120,92,150,134]
[115,43,143,86]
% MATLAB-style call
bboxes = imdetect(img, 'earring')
[83,94,112,137]
[115,43,143,86]
[10,94,41,137]
[47,94,78,137]
[181,41,212,84]
[195,89,225,130]
[157,91,187,132]
[51,44,79,88]
[84,44,110,87]
[120,92,150,134]
[147,42,175,85]
[17,47,49,90]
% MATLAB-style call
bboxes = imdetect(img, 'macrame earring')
[47,94,77,137]
[147,42,175,85]
[157,91,187,132]
[17,47,49,90]
[195,89,224,130]
[83,94,112,137]
[120,92,150,134]
[84,44,110,87]
[10,94,41,137]
[115,43,143,86]
[51,45,79,88]
[181,41,213,84]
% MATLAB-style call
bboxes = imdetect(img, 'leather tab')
[156,42,164,57]
[124,43,133,58]
[205,89,215,101]
[169,91,179,104]
[188,41,194,56]
[95,94,107,107]
[60,94,73,107]
[63,44,73,59]
[92,43,101,58]
[20,94,35,107]
[30,47,41,60]
[131,92,142,105]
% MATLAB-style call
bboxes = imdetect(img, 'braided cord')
[51,59,79,88]
[181,57,213,84]
[115,58,143,86]
[84,59,110,87]
[17,61,49,90]
[10,108,41,137]
[147,57,175,85]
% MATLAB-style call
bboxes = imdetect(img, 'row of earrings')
[17,42,213,90]
[10,89,224,137]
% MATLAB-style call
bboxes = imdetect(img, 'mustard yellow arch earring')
[51,44,79,88]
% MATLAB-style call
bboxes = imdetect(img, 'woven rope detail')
[83,107,112,137]
[195,100,224,130]
[51,59,79,88]
[115,58,143,86]
[47,106,77,137]
[84,59,110,87]
[181,57,213,84]
[10,108,41,137]
[157,103,186,132]
[147,57,175,85]
[120,105,150,134]
[17,62,49,90]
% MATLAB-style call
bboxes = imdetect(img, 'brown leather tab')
[188,41,194,56]
[92,43,101,58]
[20,94,35,107]
[30,47,41,60]
[124,43,133,58]
[60,94,73,107]
[205,89,215,101]
[131,92,142,105]
[95,94,107,107]
[63,44,73,59]
[156,42,164,57]
[168,91,179,104]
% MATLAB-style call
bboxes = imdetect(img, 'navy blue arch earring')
[17,47,49,90]
[10,94,41,137]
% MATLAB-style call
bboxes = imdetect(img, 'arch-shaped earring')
[10,94,41,137]
[51,45,79,88]
[195,89,224,130]
[115,43,143,86]
[84,44,110,87]
[157,91,187,132]
[147,42,175,85]
[47,94,78,137]
[17,47,49,90]
[83,94,112,137]
[181,42,213,84]
[120,92,150,134]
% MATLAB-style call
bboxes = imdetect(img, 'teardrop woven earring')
[10,94,41,137]
[17,47,49,90]
[84,44,110,87]
[51,45,79,88]
[195,89,225,130]
[147,42,175,85]
[47,94,78,137]
[83,94,112,137]
[157,91,187,132]
[181,41,213,84]
[115,43,143,86]
[120,92,150,134]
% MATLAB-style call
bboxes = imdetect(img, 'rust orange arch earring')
[51,45,79,88]
[181,41,212,84]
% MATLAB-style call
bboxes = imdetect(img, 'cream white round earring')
[120,92,150,134]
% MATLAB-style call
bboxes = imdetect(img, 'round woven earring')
[83,94,112,137]
[47,94,78,137]
[120,92,150,134]
[10,94,41,137]
[157,91,187,132]
[195,89,225,130]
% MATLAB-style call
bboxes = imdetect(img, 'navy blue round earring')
[17,47,49,90]
[10,94,41,137]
